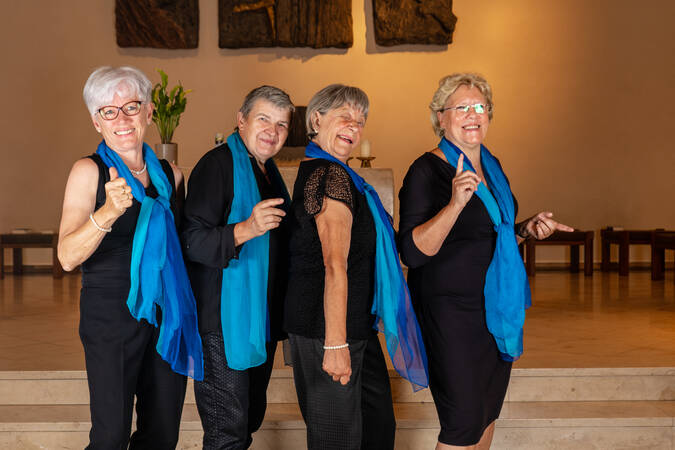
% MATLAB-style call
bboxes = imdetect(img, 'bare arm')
[57,160,131,271]
[315,197,352,385]
[412,153,481,257]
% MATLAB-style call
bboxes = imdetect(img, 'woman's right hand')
[103,167,133,218]
[246,198,286,237]
[322,346,351,385]
[450,154,481,209]
[234,198,286,246]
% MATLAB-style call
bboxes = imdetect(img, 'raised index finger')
[456,153,464,176]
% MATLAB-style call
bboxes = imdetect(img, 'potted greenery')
[151,69,191,164]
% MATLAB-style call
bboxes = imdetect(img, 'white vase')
[155,143,178,164]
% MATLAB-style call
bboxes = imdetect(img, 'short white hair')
[83,66,153,115]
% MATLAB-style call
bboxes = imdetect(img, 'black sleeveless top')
[81,154,177,289]
[283,159,376,340]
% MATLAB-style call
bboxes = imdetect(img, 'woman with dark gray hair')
[284,84,428,450]
[398,73,572,449]
[58,66,203,449]
[181,85,294,449]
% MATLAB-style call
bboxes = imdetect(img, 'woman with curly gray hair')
[398,73,571,449]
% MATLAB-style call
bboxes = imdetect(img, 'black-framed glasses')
[438,103,490,115]
[97,101,143,120]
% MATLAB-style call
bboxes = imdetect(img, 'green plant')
[151,69,191,144]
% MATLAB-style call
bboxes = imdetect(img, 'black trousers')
[79,287,187,450]
[288,333,396,450]
[194,331,277,450]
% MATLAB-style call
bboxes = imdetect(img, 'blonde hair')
[429,73,493,137]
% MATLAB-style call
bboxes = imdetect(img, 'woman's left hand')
[522,212,574,240]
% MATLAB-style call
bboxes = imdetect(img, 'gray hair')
[306,84,369,137]
[429,73,494,137]
[83,66,153,115]
[239,85,295,118]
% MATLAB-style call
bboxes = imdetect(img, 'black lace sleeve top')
[283,159,377,340]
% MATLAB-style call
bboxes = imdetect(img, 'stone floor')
[0,270,673,371]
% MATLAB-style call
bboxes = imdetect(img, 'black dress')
[80,154,187,450]
[398,152,513,446]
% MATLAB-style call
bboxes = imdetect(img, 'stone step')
[2,367,674,406]
[1,401,674,449]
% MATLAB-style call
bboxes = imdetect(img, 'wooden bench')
[0,233,63,278]
[525,230,594,277]
[601,228,663,276]
[651,231,675,282]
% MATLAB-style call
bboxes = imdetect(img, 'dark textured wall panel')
[373,0,456,46]
[219,0,352,49]
[116,0,199,49]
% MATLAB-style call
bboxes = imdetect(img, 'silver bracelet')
[323,343,349,350]
[89,213,112,233]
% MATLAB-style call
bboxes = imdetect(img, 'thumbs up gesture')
[103,167,133,218]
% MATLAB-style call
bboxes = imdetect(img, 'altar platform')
[1,270,674,449]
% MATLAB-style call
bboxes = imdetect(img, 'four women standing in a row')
[59,66,569,450]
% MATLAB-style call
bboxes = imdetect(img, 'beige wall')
[1,0,674,265]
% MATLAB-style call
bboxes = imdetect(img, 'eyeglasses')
[438,103,490,115]
[97,101,143,120]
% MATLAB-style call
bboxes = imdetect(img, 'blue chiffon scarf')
[96,141,204,380]
[438,137,531,361]
[221,132,290,370]
[305,141,429,391]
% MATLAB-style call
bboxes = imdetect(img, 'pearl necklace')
[130,161,147,176]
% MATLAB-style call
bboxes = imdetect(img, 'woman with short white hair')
[58,65,202,450]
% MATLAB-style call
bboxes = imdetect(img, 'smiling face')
[237,99,291,165]
[91,85,153,154]
[313,104,365,162]
[437,85,490,153]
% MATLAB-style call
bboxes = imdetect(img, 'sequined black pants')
[194,331,276,450]
[288,333,396,450]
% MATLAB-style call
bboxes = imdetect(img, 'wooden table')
[601,228,663,276]
[0,233,63,278]
[651,231,675,281]
[525,230,594,277]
